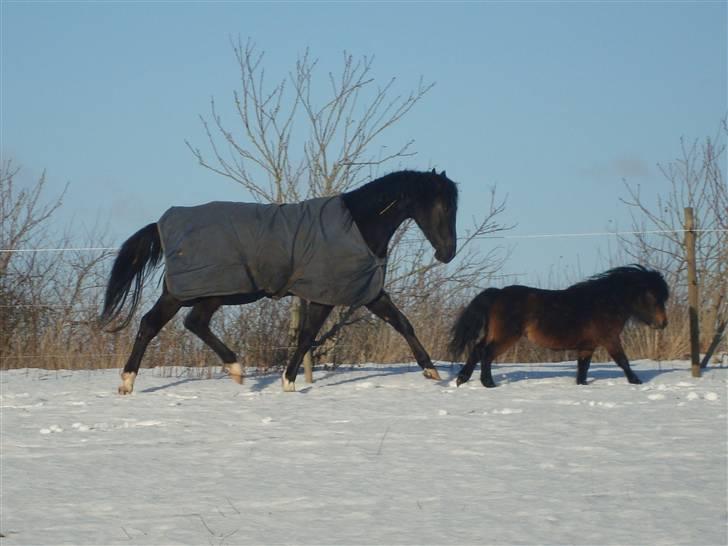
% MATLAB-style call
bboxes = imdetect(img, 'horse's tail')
[448,288,500,358]
[99,223,163,332]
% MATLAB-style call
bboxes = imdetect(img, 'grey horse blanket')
[157,196,386,308]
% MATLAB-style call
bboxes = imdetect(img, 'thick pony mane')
[569,265,669,303]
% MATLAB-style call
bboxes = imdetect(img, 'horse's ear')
[440,170,447,177]
[431,168,437,175]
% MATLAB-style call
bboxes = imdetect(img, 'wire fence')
[1,227,725,254]
[1,226,722,314]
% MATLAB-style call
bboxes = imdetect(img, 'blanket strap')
[378,200,397,215]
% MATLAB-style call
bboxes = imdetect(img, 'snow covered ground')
[1,360,726,546]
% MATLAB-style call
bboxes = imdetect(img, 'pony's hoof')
[629,377,643,385]
[423,368,441,381]
[455,376,468,387]
[482,381,497,388]
[118,385,133,395]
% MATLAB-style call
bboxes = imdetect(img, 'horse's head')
[631,268,670,329]
[410,169,458,263]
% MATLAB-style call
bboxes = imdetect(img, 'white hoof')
[118,372,136,395]
[226,362,244,385]
[282,372,296,392]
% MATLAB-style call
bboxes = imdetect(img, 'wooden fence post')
[684,207,701,378]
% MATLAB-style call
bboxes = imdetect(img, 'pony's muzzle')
[651,317,668,329]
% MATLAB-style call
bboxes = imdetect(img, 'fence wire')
[1,228,725,253]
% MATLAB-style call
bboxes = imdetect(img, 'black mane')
[344,169,458,211]
[569,265,669,303]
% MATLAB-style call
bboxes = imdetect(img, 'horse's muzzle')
[435,244,456,264]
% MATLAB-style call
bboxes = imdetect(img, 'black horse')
[100,169,458,394]
[449,265,669,388]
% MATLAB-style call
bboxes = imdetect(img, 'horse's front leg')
[184,298,243,384]
[282,302,333,392]
[366,291,441,380]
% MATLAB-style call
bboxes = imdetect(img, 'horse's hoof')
[226,363,244,385]
[455,376,468,387]
[482,381,497,388]
[281,373,296,392]
[118,372,136,395]
[629,377,643,385]
[423,368,441,381]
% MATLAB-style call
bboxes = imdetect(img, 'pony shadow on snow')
[476,362,679,386]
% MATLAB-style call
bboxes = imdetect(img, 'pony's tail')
[99,223,163,332]
[448,288,499,358]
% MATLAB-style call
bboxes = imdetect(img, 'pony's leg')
[118,291,181,394]
[479,343,498,388]
[184,298,243,385]
[576,350,593,385]
[282,302,333,392]
[366,291,441,380]
[605,340,642,384]
[456,341,487,386]
[479,337,519,388]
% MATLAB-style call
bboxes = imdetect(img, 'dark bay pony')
[449,266,669,388]
[100,169,458,394]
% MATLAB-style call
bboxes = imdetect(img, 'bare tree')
[1,161,115,368]
[0,161,66,275]
[619,121,727,363]
[186,39,432,203]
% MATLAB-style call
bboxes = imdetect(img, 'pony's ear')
[440,170,447,177]
[431,168,437,174]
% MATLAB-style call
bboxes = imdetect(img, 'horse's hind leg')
[366,291,441,380]
[183,298,243,384]
[282,302,333,392]
[119,291,181,394]
[576,350,594,385]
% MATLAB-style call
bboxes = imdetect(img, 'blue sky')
[2,1,726,285]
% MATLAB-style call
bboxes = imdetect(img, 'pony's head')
[597,266,670,329]
[632,268,669,329]
[409,169,458,263]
